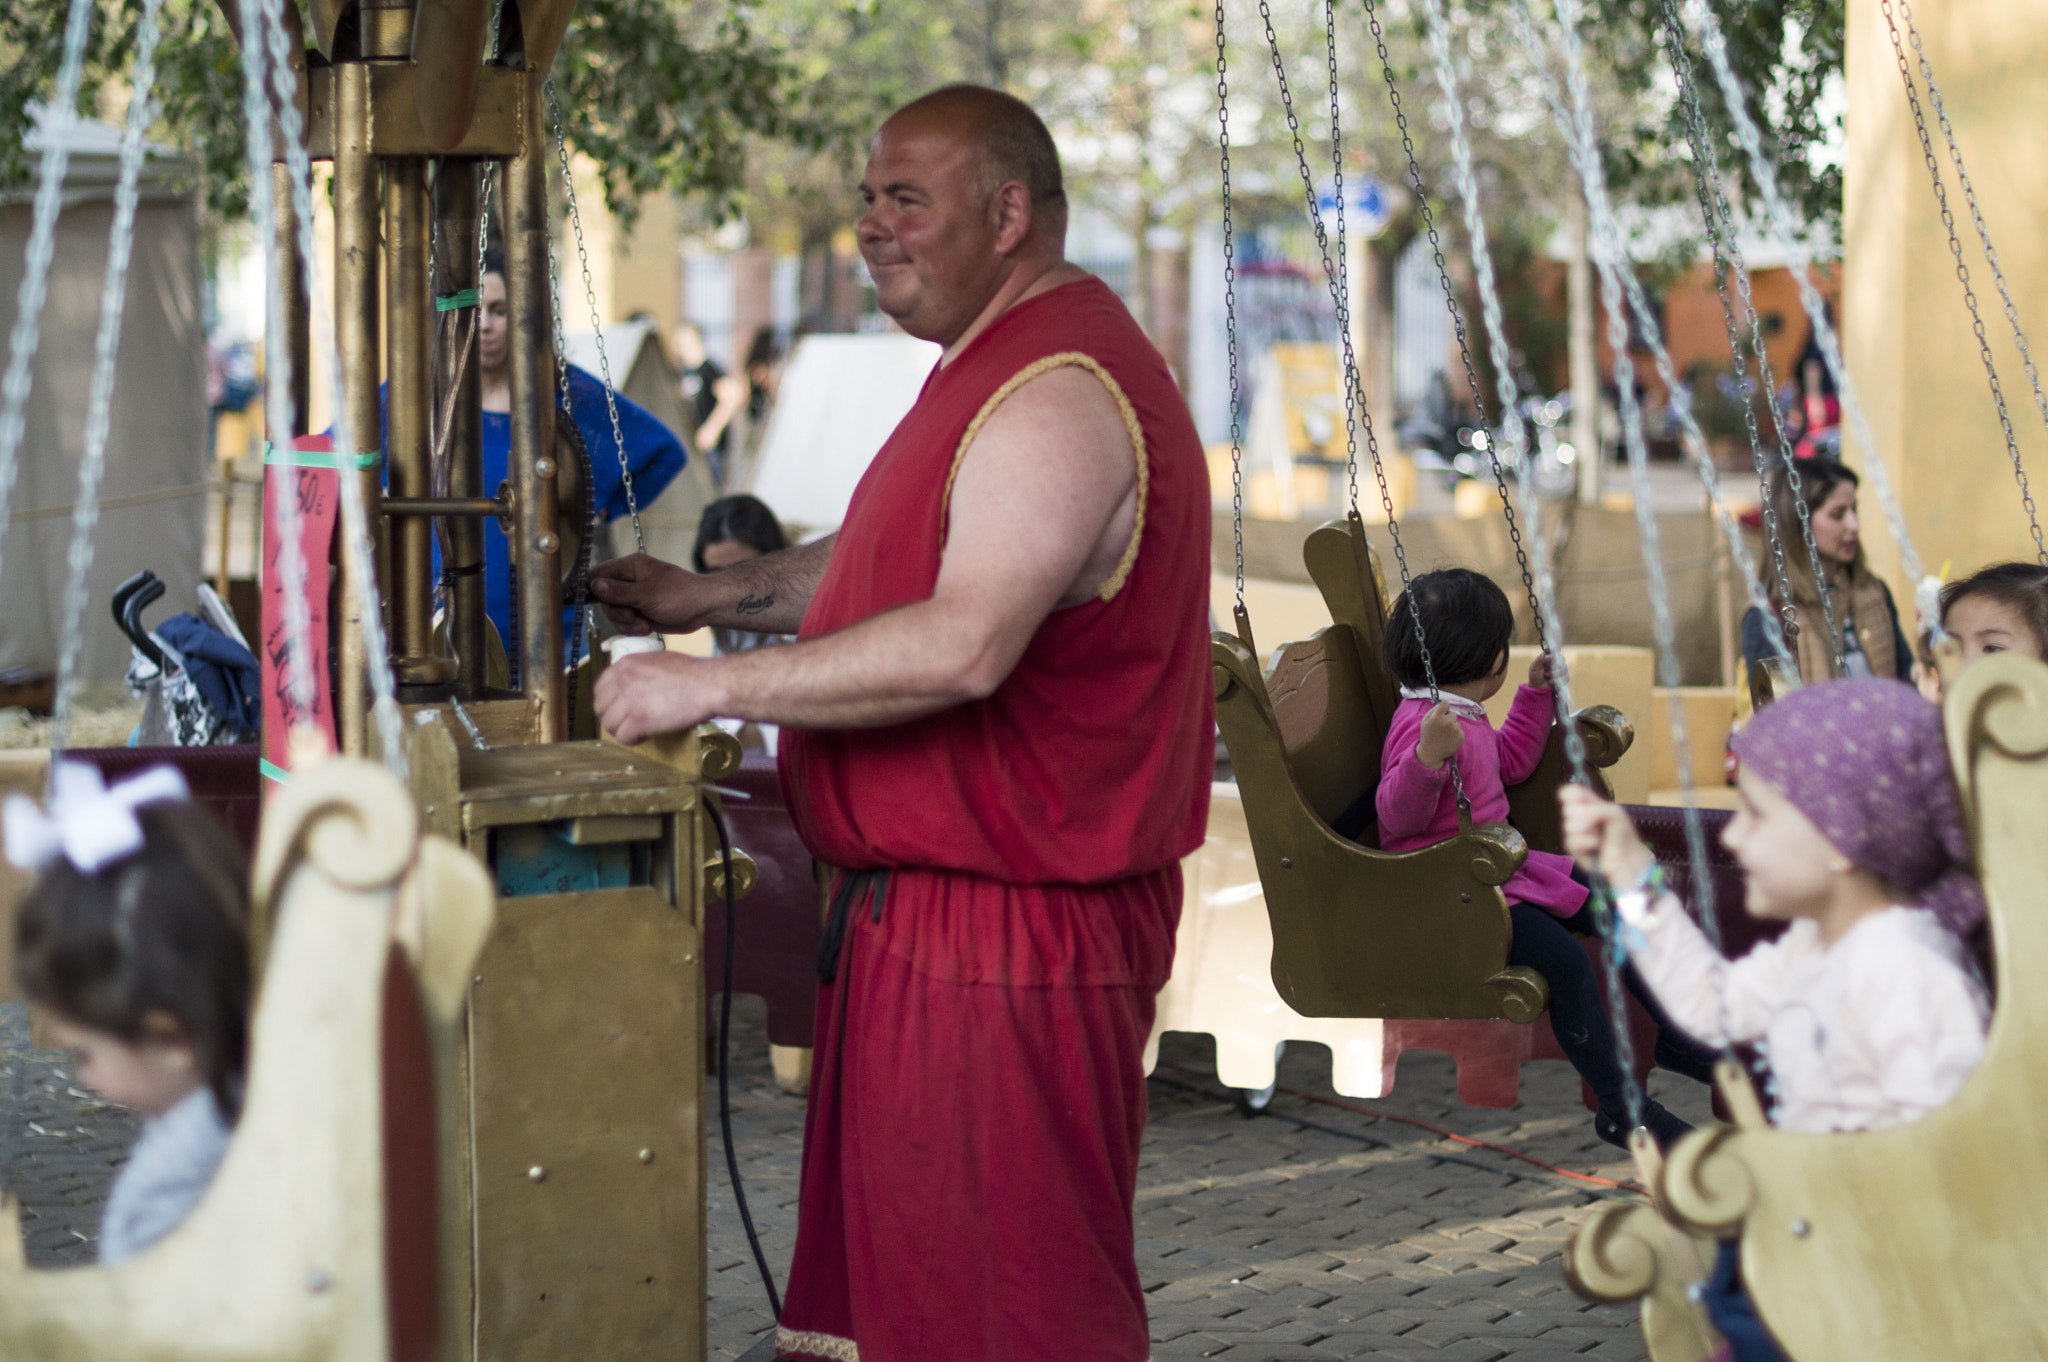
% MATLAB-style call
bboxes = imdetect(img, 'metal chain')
[540,97,600,716]
[257,0,409,777]
[231,0,319,728]
[1881,0,2046,564]
[1323,0,1360,518]
[1547,0,1743,1056]
[1688,0,1930,613]
[51,0,168,756]
[1257,0,1467,812]
[0,0,96,583]
[1215,0,1246,624]
[1656,0,1836,669]
[1361,0,1546,653]
[547,78,645,553]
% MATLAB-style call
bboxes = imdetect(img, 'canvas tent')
[561,320,715,566]
[0,108,208,682]
[748,332,939,530]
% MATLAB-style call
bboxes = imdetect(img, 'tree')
[0,0,837,229]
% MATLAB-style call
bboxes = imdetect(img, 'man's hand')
[1528,651,1555,688]
[1558,784,1653,886]
[590,554,708,636]
[594,653,726,746]
[1416,702,1465,770]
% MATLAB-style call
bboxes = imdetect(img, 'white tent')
[0,108,208,681]
[748,333,939,531]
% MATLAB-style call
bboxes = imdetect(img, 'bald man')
[591,84,1211,1361]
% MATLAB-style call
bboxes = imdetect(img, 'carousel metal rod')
[334,61,381,755]
[386,156,437,679]
[270,161,309,435]
[505,75,564,736]
[434,161,487,697]
[383,496,505,517]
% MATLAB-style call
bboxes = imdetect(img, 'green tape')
[265,443,382,470]
[435,288,480,312]
[259,757,292,784]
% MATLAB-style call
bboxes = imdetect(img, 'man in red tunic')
[591,84,1212,1361]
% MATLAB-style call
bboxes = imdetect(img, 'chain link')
[1257,0,1467,813]
[547,79,645,555]
[1656,0,1836,670]
[1361,0,1546,654]
[1882,0,2046,564]
[1216,0,1246,622]
[541,85,601,720]
[1323,0,1360,519]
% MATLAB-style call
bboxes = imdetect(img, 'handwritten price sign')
[260,436,340,788]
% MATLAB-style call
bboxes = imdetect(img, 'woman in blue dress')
[384,248,689,670]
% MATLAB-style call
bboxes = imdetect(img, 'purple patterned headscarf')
[1731,677,1984,936]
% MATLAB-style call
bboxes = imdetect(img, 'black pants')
[1703,1240,1791,1362]
[1507,895,1716,1118]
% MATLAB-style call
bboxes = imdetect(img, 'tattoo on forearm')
[736,593,775,616]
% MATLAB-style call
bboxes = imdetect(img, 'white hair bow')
[2,761,190,875]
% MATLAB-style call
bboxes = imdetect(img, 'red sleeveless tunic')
[774,278,1212,1362]
[779,275,1213,891]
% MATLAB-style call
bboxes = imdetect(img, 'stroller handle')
[112,570,168,670]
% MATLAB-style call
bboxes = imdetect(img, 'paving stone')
[0,992,1710,1361]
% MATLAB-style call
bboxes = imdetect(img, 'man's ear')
[991,180,1034,255]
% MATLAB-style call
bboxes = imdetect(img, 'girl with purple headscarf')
[1560,677,1990,1361]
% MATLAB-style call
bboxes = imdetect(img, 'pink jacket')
[1376,685,1589,918]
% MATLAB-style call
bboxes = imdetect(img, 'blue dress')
[379,365,687,663]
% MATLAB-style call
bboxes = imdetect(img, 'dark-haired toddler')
[2,763,250,1261]
[1377,568,1698,1149]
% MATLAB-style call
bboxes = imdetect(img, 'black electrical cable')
[708,801,782,1320]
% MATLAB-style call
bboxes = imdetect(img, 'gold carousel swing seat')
[0,754,490,1360]
[1214,515,1633,1022]
[1566,653,2048,1361]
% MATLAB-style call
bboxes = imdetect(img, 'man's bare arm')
[593,366,1139,740]
[589,534,834,638]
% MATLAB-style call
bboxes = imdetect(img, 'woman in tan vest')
[1741,457,1913,683]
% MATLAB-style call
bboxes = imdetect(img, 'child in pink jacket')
[1377,568,1700,1147]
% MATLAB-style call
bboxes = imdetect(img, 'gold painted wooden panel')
[469,886,705,1362]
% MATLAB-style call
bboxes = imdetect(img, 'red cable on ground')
[1274,1083,1647,1195]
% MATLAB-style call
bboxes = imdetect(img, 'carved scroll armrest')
[1574,704,1634,770]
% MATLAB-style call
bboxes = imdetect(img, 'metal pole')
[506,75,564,738]
[435,160,488,697]
[387,156,446,684]
[335,60,381,755]
[1568,195,1600,505]
[271,159,309,436]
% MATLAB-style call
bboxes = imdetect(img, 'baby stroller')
[112,571,261,747]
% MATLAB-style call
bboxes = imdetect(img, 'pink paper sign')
[261,435,340,786]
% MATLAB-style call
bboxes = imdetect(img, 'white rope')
[254,0,409,778]
[1532,0,1731,956]
[0,0,97,584]
[233,0,319,738]
[1509,0,1791,671]
[51,0,169,756]
[1685,0,1936,629]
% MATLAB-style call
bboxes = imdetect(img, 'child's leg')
[1508,903,1633,1115]
[1509,902,1691,1146]
[1700,1240,1792,1362]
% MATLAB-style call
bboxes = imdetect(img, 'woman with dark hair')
[381,247,689,666]
[693,493,790,656]
[1742,457,1913,684]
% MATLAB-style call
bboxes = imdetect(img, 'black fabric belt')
[816,867,889,983]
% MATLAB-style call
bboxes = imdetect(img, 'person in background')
[742,325,783,428]
[675,321,748,483]
[3,764,251,1262]
[692,494,791,656]
[402,247,689,667]
[1741,457,1912,685]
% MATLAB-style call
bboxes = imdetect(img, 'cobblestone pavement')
[0,995,1708,1359]
[707,1000,1714,1361]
